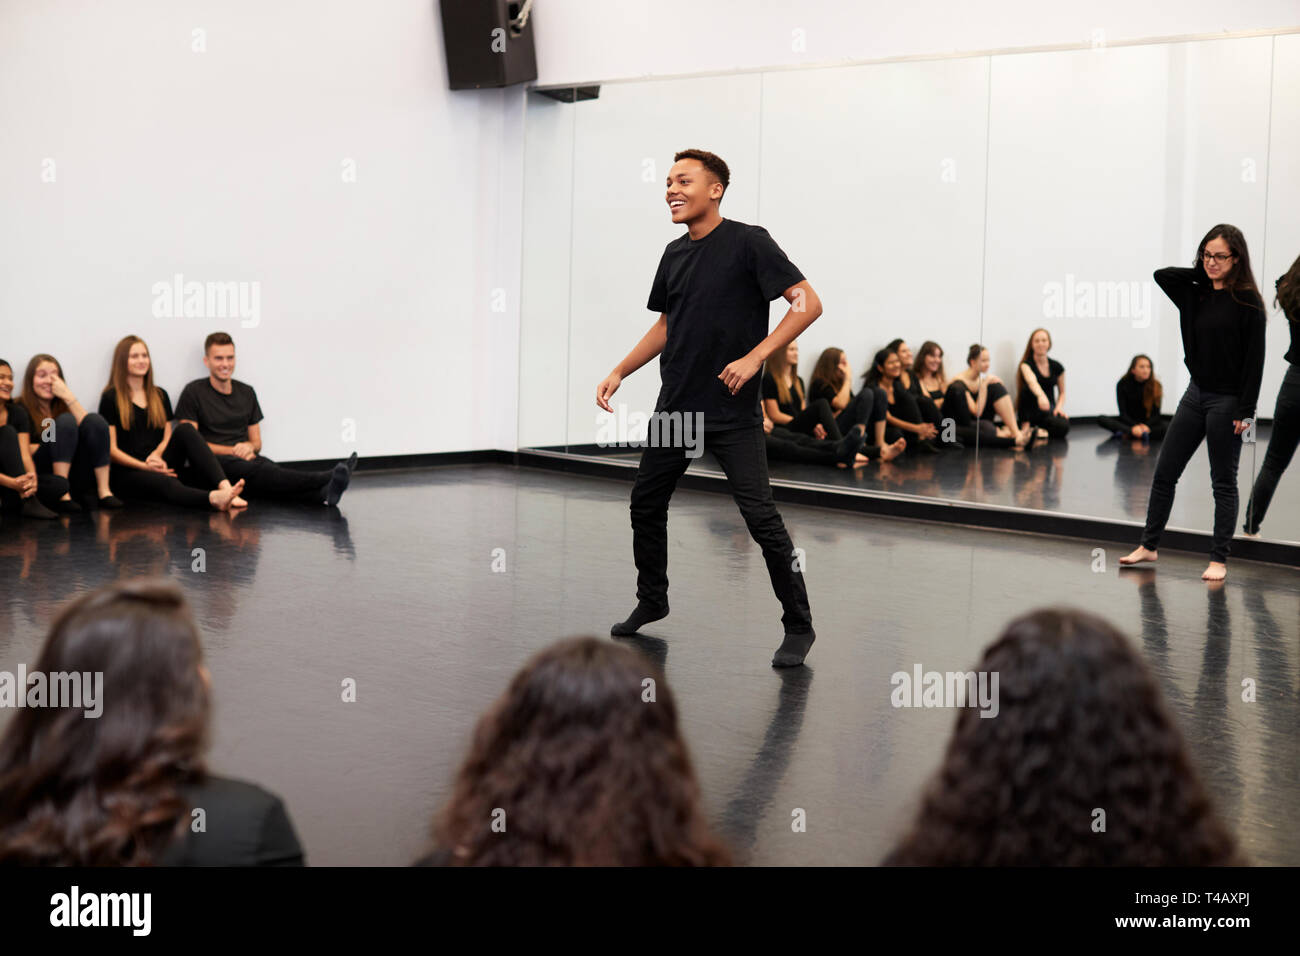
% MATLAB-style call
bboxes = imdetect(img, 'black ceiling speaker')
[439,0,538,89]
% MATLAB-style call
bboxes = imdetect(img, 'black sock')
[322,463,350,506]
[611,601,669,637]
[772,628,815,667]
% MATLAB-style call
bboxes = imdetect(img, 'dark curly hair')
[0,580,210,865]
[428,637,730,866]
[674,148,729,205]
[884,607,1242,866]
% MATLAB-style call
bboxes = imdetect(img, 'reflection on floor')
[1,465,1296,865]
[571,421,1300,543]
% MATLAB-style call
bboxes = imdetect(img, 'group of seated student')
[0,578,1242,866]
[760,327,1200,464]
[0,331,356,519]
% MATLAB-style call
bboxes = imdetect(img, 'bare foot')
[1119,545,1158,566]
[1202,561,1226,581]
[1014,423,1032,448]
[880,439,906,462]
[231,496,249,509]
[1035,427,1048,440]
[1241,529,1260,538]
[209,479,246,512]
[852,452,871,467]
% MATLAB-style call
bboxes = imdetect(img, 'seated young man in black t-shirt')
[175,332,356,506]
[595,149,824,667]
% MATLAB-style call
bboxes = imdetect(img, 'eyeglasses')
[1202,252,1234,263]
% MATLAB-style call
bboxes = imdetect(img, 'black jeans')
[629,424,812,633]
[1244,363,1300,534]
[1019,402,1070,438]
[766,425,838,466]
[1140,382,1243,562]
[1098,414,1170,440]
[780,398,841,441]
[111,423,230,510]
[0,424,68,512]
[214,454,331,503]
[29,412,110,501]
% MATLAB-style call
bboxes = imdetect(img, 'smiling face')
[666,159,722,225]
[973,350,990,374]
[32,360,60,401]
[204,344,235,382]
[896,342,913,369]
[785,341,798,367]
[1031,330,1051,355]
[925,348,942,373]
[0,363,12,403]
[837,352,850,376]
[878,352,901,380]
[1202,236,1235,285]
[127,341,151,379]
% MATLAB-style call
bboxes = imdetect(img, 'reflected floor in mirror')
[1,464,1296,865]
[571,421,1300,543]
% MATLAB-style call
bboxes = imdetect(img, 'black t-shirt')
[647,218,805,431]
[761,371,805,420]
[1018,357,1064,414]
[1116,375,1160,426]
[2,400,31,436]
[174,378,264,446]
[99,388,173,462]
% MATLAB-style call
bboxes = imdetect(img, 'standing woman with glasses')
[1120,225,1266,581]
[1242,254,1300,537]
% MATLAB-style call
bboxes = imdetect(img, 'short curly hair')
[674,149,729,204]
[884,607,1242,866]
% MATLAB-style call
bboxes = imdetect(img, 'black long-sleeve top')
[1154,265,1266,419]
[1114,375,1161,427]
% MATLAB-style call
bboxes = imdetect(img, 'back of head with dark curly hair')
[884,607,1242,866]
[0,580,210,865]
[431,637,730,866]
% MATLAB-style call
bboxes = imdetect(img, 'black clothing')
[154,775,304,866]
[906,375,944,427]
[629,425,811,633]
[809,379,886,438]
[0,423,68,512]
[98,388,173,462]
[1099,374,1169,439]
[1140,382,1243,563]
[214,454,333,503]
[943,380,1015,448]
[1017,358,1064,415]
[882,379,928,449]
[1154,266,1266,419]
[2,400,30,435]
[1244,362,1300,533]
[761,370,803,420]
[174,378,264,446]
[647,219,804,432]
[28,411,110,503]
[110,423,230,510]
[766,424,862,466]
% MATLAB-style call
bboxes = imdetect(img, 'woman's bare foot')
[879,438,906,462]
[209,479,246,512]
[1013,423,1033,448]
[1119,545,1157,566]
[1241,529,1260,538]
[1202,561,1226,581]
[231,496,249,509]
[1035,427,1048,440]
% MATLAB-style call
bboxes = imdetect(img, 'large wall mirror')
[519,31,1300,549]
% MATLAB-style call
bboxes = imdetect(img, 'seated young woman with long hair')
[99,335,246,512]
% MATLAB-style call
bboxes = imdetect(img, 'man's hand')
[232,441,256,460]
[718,354,762,396]
[596,372,622,413]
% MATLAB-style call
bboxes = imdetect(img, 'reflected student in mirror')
[942,345,1034,450]
[911,341,953,437]
[1098,354,1170,442]
[763,408,870,469]
[760,340,843,441]
[866,347,943,454]
[807,347,905,461]
[1242,253,1300,538]
[1016,328,1069,440]
[1120,224,1266,581]
[888,339,946,437]
[99,336,248,513]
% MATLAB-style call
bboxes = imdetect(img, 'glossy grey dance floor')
[2,464,1297,865]
[563,421,1300,543]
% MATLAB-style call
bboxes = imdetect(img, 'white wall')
[530,0,1299,88]
[1,0,522,461]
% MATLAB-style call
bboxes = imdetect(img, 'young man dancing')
[596,149,847,667]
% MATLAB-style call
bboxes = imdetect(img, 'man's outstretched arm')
[597,313,668,412]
